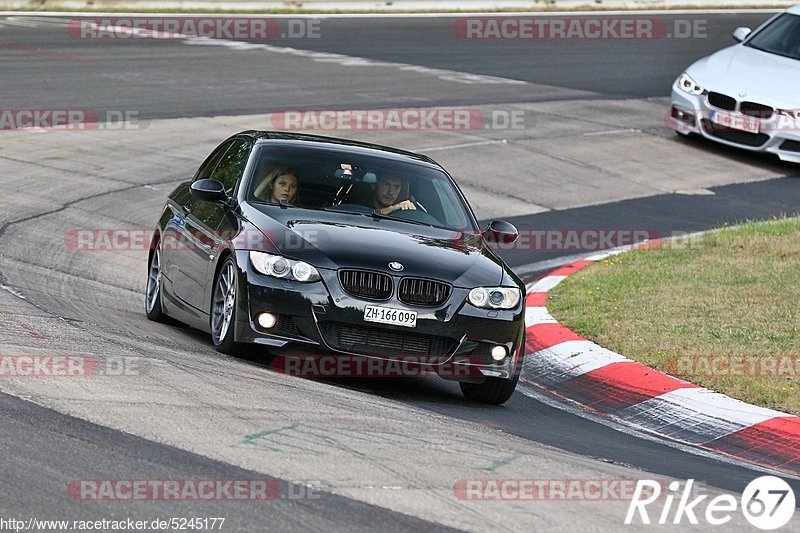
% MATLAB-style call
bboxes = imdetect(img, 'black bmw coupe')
[146,131,526,404]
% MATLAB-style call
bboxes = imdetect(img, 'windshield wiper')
[320,206,436,228]
[369,209,435,228]
[320,206,367,215]
[252,199,299,208]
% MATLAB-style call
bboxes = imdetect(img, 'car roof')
[233,130,442,168]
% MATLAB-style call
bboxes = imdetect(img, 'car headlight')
[778,109,800,120]
[249,251,320,282]
[468,287,521,310]
[677,73,705,96]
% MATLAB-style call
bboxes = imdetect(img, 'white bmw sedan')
[667,5,800,163]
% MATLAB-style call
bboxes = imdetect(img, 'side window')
[209,139,251,196]
[194,140,234,182]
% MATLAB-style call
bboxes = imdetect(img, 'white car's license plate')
[363,305,417,328]
[710,110,760,134]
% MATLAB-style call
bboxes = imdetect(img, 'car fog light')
[258,312,277,329]
[491,345,508,362]
[671,106,695,125]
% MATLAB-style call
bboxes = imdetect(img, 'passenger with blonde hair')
[254,167,299,204]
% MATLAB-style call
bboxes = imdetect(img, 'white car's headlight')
[468,287,521,310]
[249,251,320,282]
[778,109,800,120]
[677,73,705,96]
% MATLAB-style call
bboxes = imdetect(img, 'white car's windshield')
[745,13,800,61]
[247,143,477,231]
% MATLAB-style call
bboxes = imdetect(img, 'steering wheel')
[408,195,428,213]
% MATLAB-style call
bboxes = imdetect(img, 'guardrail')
[0,0,793,13]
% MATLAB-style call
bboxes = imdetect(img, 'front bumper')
[232,251,526,381]
[666,80,800,164]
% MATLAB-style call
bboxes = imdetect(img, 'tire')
[145,245,166,322]
[460,373,520,405]
[210,257,240,355]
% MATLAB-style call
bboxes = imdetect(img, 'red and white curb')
[521,252,800,476]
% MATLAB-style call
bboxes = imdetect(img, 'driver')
[369,174,416,215]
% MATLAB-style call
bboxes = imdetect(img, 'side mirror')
[732,27,751,42]
[190,179,228,203]
[483,220,519,244]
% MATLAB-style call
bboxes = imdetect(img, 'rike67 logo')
[626,477,795,530]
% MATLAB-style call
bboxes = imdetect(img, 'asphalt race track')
[1,11,799,532]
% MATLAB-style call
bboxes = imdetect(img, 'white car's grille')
[707,92,736,111]
[740,101,774,119]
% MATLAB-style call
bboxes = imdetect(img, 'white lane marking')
[0,284,26,300]
[524,306,556,327]
[0,17,41,27]
[77,20,526,85]
[624,387,790,431]
[516,382,800,481]
[528,275,566,292]
[417,139,509,152]
[182,38,526,85]
[582,128,641,136]
[526,340,629,381]
[584,250,617,261]
[675,188,716,195]
[0,15,71,28]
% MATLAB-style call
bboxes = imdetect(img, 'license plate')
[710,110,760,134]
[363,305,417,328]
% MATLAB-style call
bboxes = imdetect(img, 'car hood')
[687,44,800,108]
[242,206,506,287]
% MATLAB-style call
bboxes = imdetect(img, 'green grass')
[548,216,800,415]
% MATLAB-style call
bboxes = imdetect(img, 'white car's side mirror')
[732,27,752,42]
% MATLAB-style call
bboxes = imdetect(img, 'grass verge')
[548,217,800,415]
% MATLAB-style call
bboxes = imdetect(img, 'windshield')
[246,142,477,231]
[745,13,800,61]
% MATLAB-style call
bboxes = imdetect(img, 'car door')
[165,139,234,312]
[161,140,233,313]
[172,138,252,313]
